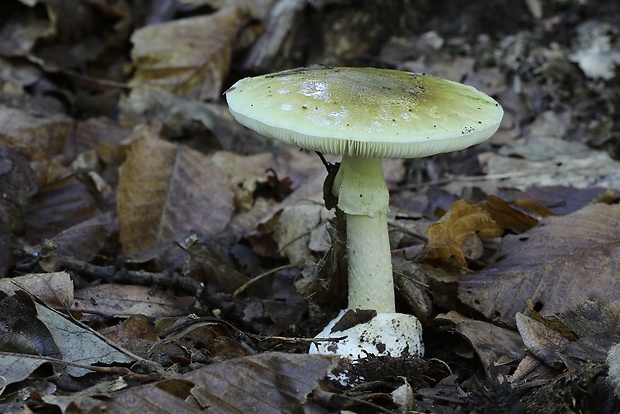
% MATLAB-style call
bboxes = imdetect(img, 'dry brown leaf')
[50,212,116,263]
[65,116,131,160]
[0,106,73,159]
[507,185,609,216]
[459,203,620,327]
[423,199,503,268]
[105,352,336,413]
[480,194,553,234]
[116,126,234,256]
[436,311,525,373]
[0,272,73,308]
[0,291,136,385]
[130,7,247,100]
[25,176,101,243]
[516,312,571,368]
[72,284,189,318]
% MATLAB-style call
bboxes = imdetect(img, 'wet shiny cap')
[225,66,503,158]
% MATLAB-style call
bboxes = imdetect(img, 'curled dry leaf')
[459,204,620,327]
[516,312,572,369]
[423,199,503,268]
[480,194,553,234]
[436,311,525,374]
[116,126,234,257]
[130,7,247,101]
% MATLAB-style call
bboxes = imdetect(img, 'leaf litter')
[1,0,620,412]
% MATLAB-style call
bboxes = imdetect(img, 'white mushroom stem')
[332,155,395,313]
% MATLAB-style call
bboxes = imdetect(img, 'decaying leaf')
[48,212,116,263]
[516,312,572,368]
[436,311,526,374]
[558,301,620,343]
[0,291,135,385]
[25,176,102,243]
[479,149,620,191]
[459,203,620,327]
[0,106,74,159]
[423,199,503,268]
[130,7,247,101]
[35,300,136,377]
[42,377,128,413]
[556,301,620,363]
[72,284,190,319]
[0,271,73,308]
[480,194,553,233]
[105,352,336,413]
[117,126,234,256]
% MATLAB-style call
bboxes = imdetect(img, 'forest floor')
[1,0,620,412]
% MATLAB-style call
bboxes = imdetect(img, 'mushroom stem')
[333,155,395,313]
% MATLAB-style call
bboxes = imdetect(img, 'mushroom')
[225,66,503,359]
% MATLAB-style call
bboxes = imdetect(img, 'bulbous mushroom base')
[309,310,424,360]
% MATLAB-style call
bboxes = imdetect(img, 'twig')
[58,255,203,296]
[232,264,294,298]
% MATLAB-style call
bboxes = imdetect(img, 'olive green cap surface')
[225,67,503,158]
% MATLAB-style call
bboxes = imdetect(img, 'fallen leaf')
[478,148,620,190]
[64,116,131,160]
[480,194,553,233]
[42,377,128,414]
[504,185,609,216]
[129,7,247,100]
[0,291,62,359]
[35,301,136,377]
[105,352,336,413]
[72,284,190,318]
[0,106,74,159]
[50,212,116,262]
[557,300,620,363]
[118,86,238,150]
[117,125,234,256]
[423,199,503,268]
[0,146,36,234]
[459,203,620,327]
[0,271,73,308]
[0,351,53,386]
[436,311,525,374]
[516,312,571,368]
[0,291,135,384]
[25,176,101,243]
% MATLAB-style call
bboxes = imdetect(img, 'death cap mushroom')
[225,66,503,159]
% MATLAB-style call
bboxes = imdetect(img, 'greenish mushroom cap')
[225,67,503,159]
